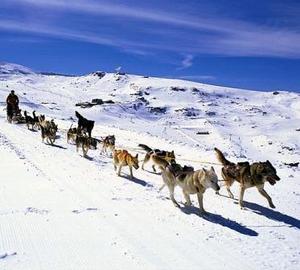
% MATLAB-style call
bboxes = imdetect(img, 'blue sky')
[0,0,300,92]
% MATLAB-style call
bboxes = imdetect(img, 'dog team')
[12,109,281,216]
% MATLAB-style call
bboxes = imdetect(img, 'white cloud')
[2,0,300,58]
[177,55,194,70]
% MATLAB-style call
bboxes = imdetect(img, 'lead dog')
[159,160,220,215]
[214,148,280,209]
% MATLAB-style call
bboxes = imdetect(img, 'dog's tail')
[214,148,234,166]
[138,144,152,152]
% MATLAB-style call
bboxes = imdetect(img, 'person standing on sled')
[6,90,19,122]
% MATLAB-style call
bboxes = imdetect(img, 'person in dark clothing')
[6,90,19,121]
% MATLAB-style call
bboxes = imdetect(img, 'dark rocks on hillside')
[132,103,144,111]
[282,146,295,152]
[191,88,208,96]
[175,107,200,117]
[76,99,115,108]
[137,97,149,105]
[247,107,263,114]
[105,100,115,104]
[170,86,186,92]
[284,162,299,168]
[75,102,94,108]
[206,111,216,116]
[91,98,104,105]
[196,131,210,135]
[131,90,143,96]
[273,91,280,95]
[92,71,106,79]
[192,88,199,94]
[149,106,167,114]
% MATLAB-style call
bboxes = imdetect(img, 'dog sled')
[7,107,25,124]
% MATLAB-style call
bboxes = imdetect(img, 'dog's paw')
[172,201,181,208]
[270,204,276,209]
[184,202,192,207]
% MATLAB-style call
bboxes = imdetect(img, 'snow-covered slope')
[0,62,34,75]
[0,63,299,270]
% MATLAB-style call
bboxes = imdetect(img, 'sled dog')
[159,160,219,215]
[214,147,280,208]
[75,111,94,138]
[113,149,139,179]
[40,120,58,145]
[101,135,116,154]
[139,143,175,172]
[24,111,35,130]
[67,124,78,144]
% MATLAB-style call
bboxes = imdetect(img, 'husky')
[32,111,40,130]
[38,114,45,126]
[101,135,116,155]
[113,149,139,179]
[159,160,220,215]
[75,111,94,138]
[24,111,35,130]
[38,116,52,130]
[89,137,100,150]
[40,120,58,145]
[138,143,175,172]
[214,148,280,209]
[67,124,78,144]
[75,130,92,157]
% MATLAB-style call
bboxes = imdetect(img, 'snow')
[0,63,299,270]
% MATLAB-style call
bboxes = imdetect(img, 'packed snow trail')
[0,117,299,270]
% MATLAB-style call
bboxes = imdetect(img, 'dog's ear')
[135,154,139,159]
[203,168,207,174]
[266,160,271,166]
[210,166,215,172]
